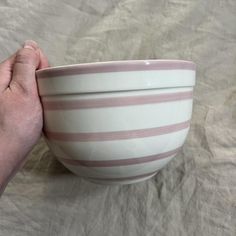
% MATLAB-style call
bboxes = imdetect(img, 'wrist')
[0,133,31,194]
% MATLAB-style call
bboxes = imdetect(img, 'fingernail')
[23,40,38,50]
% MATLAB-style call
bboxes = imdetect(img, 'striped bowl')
[36,60,196,185]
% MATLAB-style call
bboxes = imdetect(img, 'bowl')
[36,60,196,185]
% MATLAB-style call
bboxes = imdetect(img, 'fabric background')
[0,0,236,235]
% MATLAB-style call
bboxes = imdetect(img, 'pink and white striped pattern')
[42,91,192,110]
[43,89,192,183]
[37,60,196,78]
[45,120,190,142]
[37,60,195,184]
[58,147,181,167]
[36,60,196,96]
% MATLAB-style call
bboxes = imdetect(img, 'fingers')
[0,40,49,94]
[10,40,41,94]
[38,48,49,69]
[0,53,16,92]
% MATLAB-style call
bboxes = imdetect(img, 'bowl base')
[85,172,157,185]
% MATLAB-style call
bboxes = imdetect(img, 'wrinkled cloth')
[0,0,236,235]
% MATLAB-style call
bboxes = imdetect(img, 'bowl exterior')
[37,60,195,95]
[42,87,193,184]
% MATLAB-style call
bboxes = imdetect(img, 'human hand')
[0,40,49,193]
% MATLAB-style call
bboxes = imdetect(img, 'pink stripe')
[45,120,190,142]
[87,171,157,182]
[58,147,181,167]
[37,60,196,78]
[42,91,192,110]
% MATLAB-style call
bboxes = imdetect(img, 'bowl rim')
[36,59,196,78]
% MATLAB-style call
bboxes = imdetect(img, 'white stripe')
[45,128,189,161]
[38,70,195,95]
[44,100,192,133]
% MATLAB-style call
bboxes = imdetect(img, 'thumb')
[11,40,40,93]
[0,53,16,92]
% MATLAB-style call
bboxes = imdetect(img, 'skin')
[0,40,49,195]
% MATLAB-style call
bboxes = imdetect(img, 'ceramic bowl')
[36,60,196,185]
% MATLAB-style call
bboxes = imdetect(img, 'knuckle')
[15,48,38,65]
